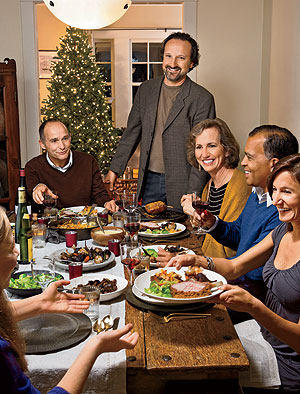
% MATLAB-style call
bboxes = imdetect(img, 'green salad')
[143,248,158,257]
[144,280,178,298]
[9,273,62,289]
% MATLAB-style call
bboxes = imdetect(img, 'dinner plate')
[132,284,169,305]
[133,267,226,304]
[141,245,195,267]
[19,313,91,354]
[49,247,115,272]
[138,222,186,239]
[65,273,128,302]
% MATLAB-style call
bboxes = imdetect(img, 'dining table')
[8,216,249,394]
[125,221,249,394]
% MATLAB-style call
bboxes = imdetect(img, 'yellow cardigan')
[201,168,251,258]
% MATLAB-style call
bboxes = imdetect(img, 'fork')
[161,312,211,323]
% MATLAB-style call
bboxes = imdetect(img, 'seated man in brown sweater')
[25,119,117,211]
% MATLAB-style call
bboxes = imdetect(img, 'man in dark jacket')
[105,32,215,210]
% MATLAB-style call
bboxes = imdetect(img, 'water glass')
[133,254,150,280]
[112,211,125,228]
[123,192,138,213]
[79,286,100,321]
[32,223,47,248]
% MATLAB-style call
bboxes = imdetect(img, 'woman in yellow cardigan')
[182,118,251,258]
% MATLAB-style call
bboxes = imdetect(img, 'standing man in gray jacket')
[105,32,215,210]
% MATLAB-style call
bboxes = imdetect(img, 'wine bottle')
[15,168,26,205]
[19,212,33,264]
[15,186,28,243]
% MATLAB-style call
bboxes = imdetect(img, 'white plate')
[141,245,195,267]
[138,222,186,239]
[134,267,226,304]
[65,273,128,302]
[49,247,115,272]
[59,206,105,216]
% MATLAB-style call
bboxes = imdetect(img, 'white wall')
[197,0,265,152]
[268,0,300,141]
[0,0,27,164]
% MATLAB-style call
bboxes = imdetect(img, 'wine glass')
[191,191,209,235]
[124,212,141,242]
[113,190,124,211]
[43,190,58,216]
[120,241,141,286]
[34,259,56,291]
[123,192,138,213]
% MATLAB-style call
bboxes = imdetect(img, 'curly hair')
[0,208,27,371]
[161,32,199,71]
[186,118,240,170]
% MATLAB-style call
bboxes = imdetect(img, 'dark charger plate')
[136,206,187,222]
[18,313,92,354]
[7,270,64,297]
[126,287,213,314]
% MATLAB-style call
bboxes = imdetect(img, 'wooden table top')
[125,220,249,394]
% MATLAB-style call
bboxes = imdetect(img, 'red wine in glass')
[124,222,140,237]
[115,199,123,209]
[121,257,140,271]
[192,200,209,215]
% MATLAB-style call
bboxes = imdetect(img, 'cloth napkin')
[46,228,65,244]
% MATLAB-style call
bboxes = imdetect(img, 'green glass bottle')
[15,186,28,244]
[19,213,33,264]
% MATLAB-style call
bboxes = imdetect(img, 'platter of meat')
[136,206,187,222]
[49,246,114,272]
[138,222,186,238]
[58,206,105,218]
[133,267,226,304]
[65,273,128,302]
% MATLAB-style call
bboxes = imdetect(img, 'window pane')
[97,64,111,82]
[132,86,139,103]
[132,64,147,82]
[132,43,147,62]
[149,43,162,62]
[104,86,112,97]
[95,42,111,62]
[149,64,163,79]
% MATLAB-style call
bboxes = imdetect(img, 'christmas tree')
[41,26,121,174]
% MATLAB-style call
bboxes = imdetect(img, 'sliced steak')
[170,280,212,298]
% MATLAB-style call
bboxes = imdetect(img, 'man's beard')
[164,66,186,82]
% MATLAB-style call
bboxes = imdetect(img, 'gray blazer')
[109,76,216,210]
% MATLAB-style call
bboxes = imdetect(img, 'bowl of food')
[7,270,64,297]
[49,217,98,240]
[91,226,125,246]
[66,273,128,302]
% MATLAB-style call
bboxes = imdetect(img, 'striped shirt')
[208,182,228,216]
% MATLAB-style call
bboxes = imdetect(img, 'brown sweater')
[25,151,110,209]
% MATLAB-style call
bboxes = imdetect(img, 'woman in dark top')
[0,208,138,394]
[168,154,300,392]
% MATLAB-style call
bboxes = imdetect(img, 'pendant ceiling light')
[43,0,132,29]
